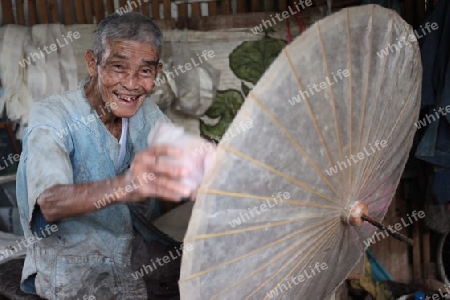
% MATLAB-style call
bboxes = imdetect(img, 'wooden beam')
[27,0,38,25]
[37,0,49,24]
[192,2,201,17]
[416,0,425,26]
[251,0,261,12]
[163,0,171,19]
[222,0,231,14]
[186,11,314,30]
[62,0,72,24]
[404,0,414,26]
[16,0,26,25]
[48,0,60,23]
[106,0,115,15]
[141,1,150,16]
[94,0,105,23]
[84,0,93,23]
[152,0,160,19]
[236,0,246,13]
[74,0,86,23]
[177,2,188,28]
[208,1,217,16]
[1,0,14,25]
[278,0,287,11]
[119,0,127,10]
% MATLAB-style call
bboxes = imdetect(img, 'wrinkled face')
[89,40,161,118]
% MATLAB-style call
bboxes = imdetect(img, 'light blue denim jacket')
[16,84,169,299]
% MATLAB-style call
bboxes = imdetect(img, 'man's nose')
[122,71,140,90]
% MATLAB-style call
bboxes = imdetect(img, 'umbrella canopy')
[179,4,422,299]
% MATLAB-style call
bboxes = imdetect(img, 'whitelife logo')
[131,243,193,280]
[228,192,290,228]
[287,69,350,106]
[18,31,81,68]
[250,0,313,34]
[155,50,216,87]
[414,105,450,129]
[266,262,328,298]
[325,140,387,176]
[376,22,438,59]
[363,210,425,247]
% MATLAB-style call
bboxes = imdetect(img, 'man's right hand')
[121,145,192,203]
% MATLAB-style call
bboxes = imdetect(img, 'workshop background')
[0,0,447,299]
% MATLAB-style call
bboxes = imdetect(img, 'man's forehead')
[108,53,159,65]
[102,40,159,64]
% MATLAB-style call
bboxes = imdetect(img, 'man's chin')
[113,102,145,118]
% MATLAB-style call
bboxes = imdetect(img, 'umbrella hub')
[341,201,368,226]
[342,201,414,246]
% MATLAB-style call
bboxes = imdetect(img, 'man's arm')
[37,145,192,222]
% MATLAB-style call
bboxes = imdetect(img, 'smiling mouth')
[114,92,141,102]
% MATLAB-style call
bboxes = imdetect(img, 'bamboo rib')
[199,189,340,210]
[282,49,344,196]
[210,218,338,299]
[355,5,374,184]
[352,20,416,197]
[346,8,354,195]
[221,144,341,206]
[184,212,338,242]
[355,76,419,199]
[351,22,398,198]
[180,218,335,282]
[250,219,340,299]
[263,225,340,300]
[298,223,350,300]
[316,22,346,189]
[250,92,340,197]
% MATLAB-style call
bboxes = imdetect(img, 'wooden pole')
[1,0,14,24]
[16,0,26,25]
[37,0,50,23]
[27,0,38,26]
[48,0,60,23]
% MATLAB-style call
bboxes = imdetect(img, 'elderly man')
[16,12,194,299]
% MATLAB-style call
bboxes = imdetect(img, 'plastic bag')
[167,30,220,117]
[147,121,216,193]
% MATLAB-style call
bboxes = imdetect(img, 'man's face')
[90,40,161,118]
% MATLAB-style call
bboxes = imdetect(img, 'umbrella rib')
[352,9,388,199]
[355,5,374,179]
[179,217,336,283]
[220,143,340,206]
[209,218,337,299]
[346,8,354,196]
[184,211,338,242]
[275,220,342,300]
[272,224,341,300]
[361,171,397,205]
[198,189,340,210]
[248,219,340,300]
[354,77,419,196]
[282,48,343,195]
[317,22,346,188]
[248,92,340,197]
[298,221,350,300]
[353,50,420,196]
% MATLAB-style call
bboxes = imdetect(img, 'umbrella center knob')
[342,201,369,226]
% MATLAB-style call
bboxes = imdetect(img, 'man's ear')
[84,50,97,77]
[157,62,163,75]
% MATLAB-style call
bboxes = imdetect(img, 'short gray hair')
[93,12,163,64]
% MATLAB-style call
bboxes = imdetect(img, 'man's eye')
[142,68,152,74]
[113,64,124,70]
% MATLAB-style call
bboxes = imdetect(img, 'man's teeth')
[117,94,138,102]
